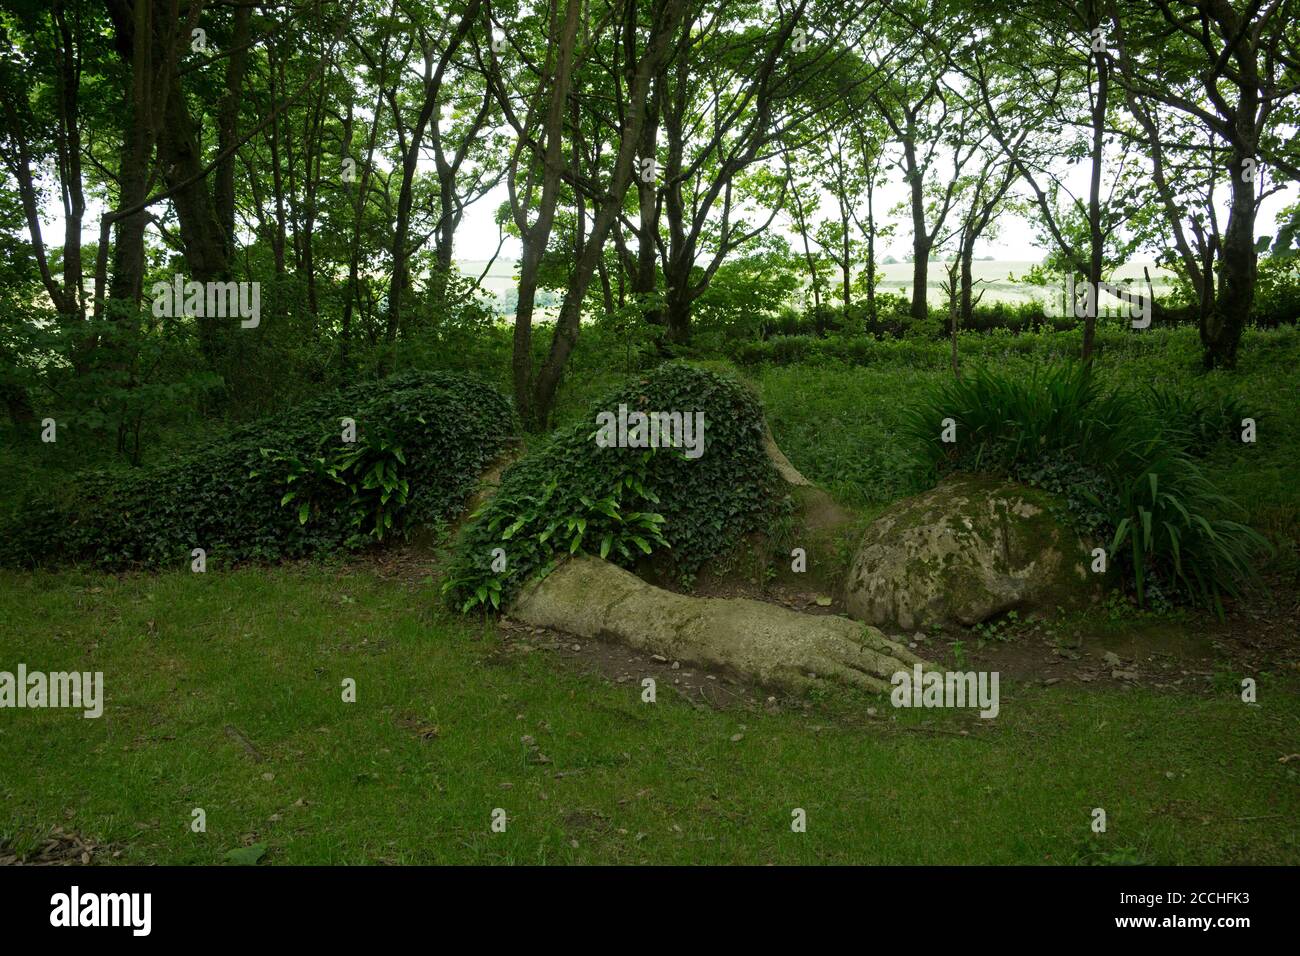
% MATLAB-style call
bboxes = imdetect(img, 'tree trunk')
[53,0,86,329]
[385,126,422,365]
[1204,148,1257,369]
[959,235,975,328]
[214,3,251,259]
[267,47,288,275]
[340,80,386,376]
[433,169,457,303]
[509,0,583,428]
[145,4,233,364]
[660,51,690,343]
[631,78,662,324]
[909,241,931,322]
[107,0,153,316]
[665,287,692,344]
[157,70,232,362]
[382,0,484,371]
[950,267,960,378]
[512,237,547,427]
[1082,32,1108,363]
[865,177,876,326]
[904,135,929,322]
[837,182,851,307]
[108,127,150,308]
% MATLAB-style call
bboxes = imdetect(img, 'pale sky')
[30,129,1297,279]
[379,135,1300,267]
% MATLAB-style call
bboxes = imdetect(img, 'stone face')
[843,475,1103,630]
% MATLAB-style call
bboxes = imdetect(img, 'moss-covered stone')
[843,475,1106,629]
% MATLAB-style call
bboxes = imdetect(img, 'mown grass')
[1,565,1296,865]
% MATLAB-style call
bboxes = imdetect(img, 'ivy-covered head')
[445,362,781,611]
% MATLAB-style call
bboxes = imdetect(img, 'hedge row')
[761,300,1085,340]
[728,326,1277,369]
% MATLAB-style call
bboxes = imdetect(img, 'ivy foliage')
[0,371,515,569]
[445,362,780,612]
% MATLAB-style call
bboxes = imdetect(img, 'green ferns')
[0,371,515,568]
[902,363,1268,613]
[445,362,779,612]
[252,419,415,544]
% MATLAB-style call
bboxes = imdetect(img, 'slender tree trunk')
[598,256,615,315]
[530,0,685,425]
[214,3,251,259]
[512,230,547,426]
[785,158,822,325]
[948,262,960,378]
[53,0,86,330]
[108,126,150,308]
[632,77,662,324]
[959,234,975,328]
[382,0,484,371]
[865,176,876,326]
[1082,30,1108,363]
[386,119,422,358]
[267,48,288,275]
[837,179,851,307]
[1205,145,1257,368]
[903,135,929,323]
[107,0,153,315]
[157,69,232,362]
[434,169,457,302]
[510,0,582,427]
[659,48,692,344]
[301,72,328,320]
[910,240,930,321]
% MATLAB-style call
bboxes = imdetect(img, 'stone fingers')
[813,655,891,694]
[857,627,927,667]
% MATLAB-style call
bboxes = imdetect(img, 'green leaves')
[2,371,516,570]
[223,844,268,866]
[446,452,671,611]
[444,363,778,613]
[903,362,1268,612]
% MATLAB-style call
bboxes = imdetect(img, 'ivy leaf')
[224,844,268,866]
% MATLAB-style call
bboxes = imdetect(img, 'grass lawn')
[2,564,1296,865]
